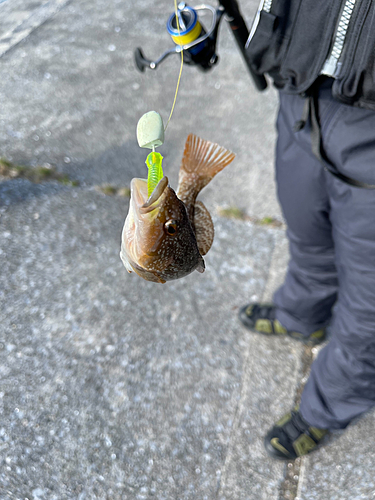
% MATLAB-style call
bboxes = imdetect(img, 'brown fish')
[120,134,235,283]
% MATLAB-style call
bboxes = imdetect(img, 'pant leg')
[300,97,375,430]
[273,89,339,336]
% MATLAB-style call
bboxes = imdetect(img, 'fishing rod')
[134,0,267,91]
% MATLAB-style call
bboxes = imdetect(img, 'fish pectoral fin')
[120,248,134,273]
[153,273,167,284]
[132,264,167,284]
[194,201,214,256]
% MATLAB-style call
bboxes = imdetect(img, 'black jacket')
[245,0,375,110]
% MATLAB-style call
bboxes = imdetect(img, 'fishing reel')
[134,0,267,89]
[135,2,224,72]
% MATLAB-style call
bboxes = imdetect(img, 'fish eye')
[164,220,178,235]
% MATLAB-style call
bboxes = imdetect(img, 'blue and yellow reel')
[167,5,206,55]
[165,3,220,69]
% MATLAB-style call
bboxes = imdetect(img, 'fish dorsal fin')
[177,134,235,205]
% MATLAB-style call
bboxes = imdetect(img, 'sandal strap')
[278,411,327,457]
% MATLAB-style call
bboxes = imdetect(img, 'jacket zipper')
[245,0,266,49]
[245,0,273,49]
[263,0,273,12]
[321,0,357,77]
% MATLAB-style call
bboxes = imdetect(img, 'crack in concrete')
[0,0,71,58]
[278,346,314,500]
[215,336,251,499]
[216,228,283,500]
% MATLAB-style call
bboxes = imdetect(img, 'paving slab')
[299,402,375,500]
[0,0,70,57]
[1,185,297,499]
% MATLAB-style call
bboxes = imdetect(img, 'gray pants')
[273,81,375,430]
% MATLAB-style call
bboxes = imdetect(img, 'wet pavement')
[1,1,374,499]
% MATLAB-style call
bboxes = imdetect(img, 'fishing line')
[164,0,184,132]
[136,0,185,196]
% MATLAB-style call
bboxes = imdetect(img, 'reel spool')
[135,2,223,72]
[166,3,218,69]
[167,5,203,50]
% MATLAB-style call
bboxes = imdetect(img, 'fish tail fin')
[177,134,235,201]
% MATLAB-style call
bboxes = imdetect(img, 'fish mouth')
[131,176,169,215]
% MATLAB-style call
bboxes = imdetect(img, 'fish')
[120,134,235,283]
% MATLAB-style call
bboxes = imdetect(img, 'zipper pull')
[321,55,338,77]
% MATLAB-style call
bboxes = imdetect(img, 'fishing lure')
[146,151,164,197]
[136,1,182,199]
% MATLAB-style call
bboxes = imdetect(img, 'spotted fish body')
[120,134,235,283]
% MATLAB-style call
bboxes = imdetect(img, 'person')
[239,0,375,460]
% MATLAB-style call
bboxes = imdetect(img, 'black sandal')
[238,303,326,345]
[264,408,328,460]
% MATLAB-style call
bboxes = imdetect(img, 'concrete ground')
[0,1,374,499]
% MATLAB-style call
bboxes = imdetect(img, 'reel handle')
[134,48,150,72]
[135,46,179,71]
